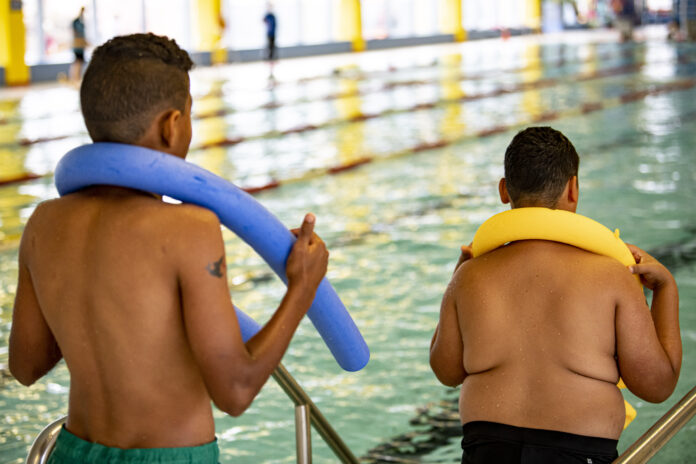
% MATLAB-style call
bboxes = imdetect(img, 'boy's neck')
[80,185,161,200]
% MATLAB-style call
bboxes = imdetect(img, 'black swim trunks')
[461,421,618,464]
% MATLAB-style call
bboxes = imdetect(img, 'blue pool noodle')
[54,143,370,371]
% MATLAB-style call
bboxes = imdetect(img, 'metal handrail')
[614,385,696,463]
[25,363,358,464]
[25,416,66,464]
[273,363,360,463]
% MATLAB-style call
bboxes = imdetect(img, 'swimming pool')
[0,30,695,463]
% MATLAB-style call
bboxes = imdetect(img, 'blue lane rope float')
[54,143,370,372]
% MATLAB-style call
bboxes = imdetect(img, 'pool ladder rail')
[613,385,696,463]
[25,383,696,464]
[25,363,359,464]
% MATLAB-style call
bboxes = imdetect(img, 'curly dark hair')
[80,33,194,144]
[504,127,579,208]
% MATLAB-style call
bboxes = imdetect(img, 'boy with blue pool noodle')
[430,127,682,463]
[9,33,329,463]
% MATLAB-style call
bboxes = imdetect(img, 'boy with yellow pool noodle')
[430,127,681,463]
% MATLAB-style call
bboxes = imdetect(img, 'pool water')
[1,30,695,463]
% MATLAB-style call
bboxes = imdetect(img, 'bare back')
[21,187,216,448]
[453,240,636,439]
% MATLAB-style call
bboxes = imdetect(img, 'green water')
[0,36,695,462]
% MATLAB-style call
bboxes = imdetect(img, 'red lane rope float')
[0,44,668,136]
[18,135,72,146]
[2,78,695,192]
[0,173,44,186]
[231,77,696,195]
[327,157,372,174]
[190,60,681,152]
[196,43,651,104]
[8,54,691,152]
[190,45,642,106]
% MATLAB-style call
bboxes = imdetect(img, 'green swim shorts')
[47,426,220,464]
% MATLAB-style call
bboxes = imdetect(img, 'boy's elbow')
[8,361,40,387]
[211,381,258,417]
[433,371,464,387]
[627,369,679,404]
[216,389,255,417]
[638,387,674,404]
[642,377,679,404]
[11,373,37,387]
[430,358,464,387]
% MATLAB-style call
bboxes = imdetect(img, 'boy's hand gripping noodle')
[55,143,370,372]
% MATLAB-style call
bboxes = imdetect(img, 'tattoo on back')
[206,256,225,278]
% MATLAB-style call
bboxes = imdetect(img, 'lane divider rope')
[2,78,694,193]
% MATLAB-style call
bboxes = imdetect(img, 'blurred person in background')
[70,7,88,83]
[612,0,637,41]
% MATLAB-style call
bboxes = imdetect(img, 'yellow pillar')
[0,0,30,85]
[439,0,466,42]
[525,0,542,32]
[520,43,543,119]
[338,0,365,52]
[439,53,465,142]
[195,0,226,64]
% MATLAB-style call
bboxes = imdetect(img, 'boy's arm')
[179,211,327,416]
[9,220,62,386]
[430,245,472,387]
[615,244,681,403]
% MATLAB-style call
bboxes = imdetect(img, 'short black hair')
[504,127,579,207]
[80,33,194,144]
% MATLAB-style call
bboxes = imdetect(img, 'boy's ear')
[498,178,511,204]
[567,175,579,204]
[160,109,182,149]
[557,176,579,212]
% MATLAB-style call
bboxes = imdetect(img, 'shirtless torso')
[431,238,680,441]
[454,241,628,439]
[16,187,219,447]
[11,185,328,449]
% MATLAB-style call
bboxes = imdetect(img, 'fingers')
[454,242,475,273]
[291,214,326,250]
[461,244,474,259]
[626,243,647,265]
[629,262,650,275]
[296,213,315,244]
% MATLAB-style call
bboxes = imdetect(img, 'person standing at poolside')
[70,7,87,83]
[430,127,681,464]
[612,0,637,41]
[9,33,328,463]
[263,4,277,67]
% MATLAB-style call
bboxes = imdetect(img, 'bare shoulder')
[449,254,490,293]
[19,199,62,249]
[157,203,224,256]
[164,203,220,229]
[583,251,643,298]
[149,203,222,249]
